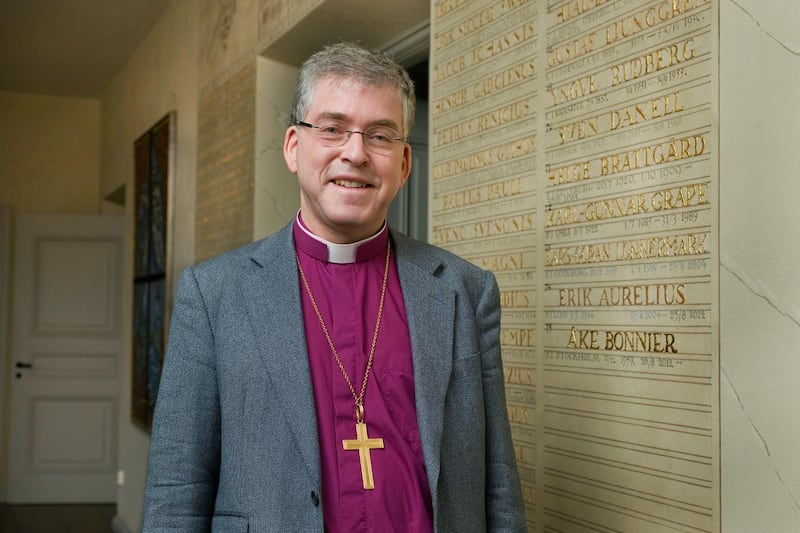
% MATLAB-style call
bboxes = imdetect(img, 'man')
[143,42,526,532]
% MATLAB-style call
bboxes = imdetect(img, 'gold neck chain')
[296,241,391,423]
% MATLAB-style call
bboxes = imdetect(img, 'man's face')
[283,76,412,243]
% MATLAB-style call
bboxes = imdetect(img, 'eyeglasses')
[296,121,405,153]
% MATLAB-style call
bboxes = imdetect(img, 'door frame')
[0,206,9,501]
[7,213,124,503]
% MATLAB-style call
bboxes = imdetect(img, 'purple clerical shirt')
[293,217,434,533]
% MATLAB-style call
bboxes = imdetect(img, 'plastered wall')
[719,1,800,531]
[0,92,100,214]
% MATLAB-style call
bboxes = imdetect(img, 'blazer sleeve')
[142,267,221,532]
[477,270,527,531]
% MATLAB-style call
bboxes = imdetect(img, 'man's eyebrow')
[315,111,347,122]
[314,111,401,132]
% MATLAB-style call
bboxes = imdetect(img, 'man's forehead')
[312,76,401,102]
[308,77,403,125]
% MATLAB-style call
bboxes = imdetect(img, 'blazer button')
[311,491,320,507]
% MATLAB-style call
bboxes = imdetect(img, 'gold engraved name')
[433,137,535,180]
[610,38,696,85]
[555,0,607,24]
[546,243,610,266]
[549,161,590,184]
[502,328,535,347]
[441,178,523,211]
[568,326,677,353]
[616,233,706,260]
[442,188,483,210]
[547,182,709,227]
[482,254,526,272]
[507,405,530,424]
[600,134,706,176]
[479,98,532,132]
[606,0,709,44]
[598,284,686,305]
[498,135,537,160]
[474,213,534,237]
[521,484,535,504]
[436,4,497,51]
[432,226,465,245]
[433,213,534,245]
[435,98,531,146]
[473,21,536,64]
[488,177,523,200]
[610,91,684,130]
[504,366,534,385]
[651,182,709,210]
[435,55,466,83]
[473,60,536,99]
[501,289,532,307]
[435,0,468,18]
[435,120,473,147]
[559,117,598,144]
[548,33,597,68]
[558,284,686,306]
[550,74,597,106]
[545,232,708,265]
[434,88,468,114]
[433,148,495,180]
[459,5,494,37]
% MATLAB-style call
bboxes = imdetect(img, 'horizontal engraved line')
[543,486,712,532]
[544,451,712,488]
[544,406,711,436]
[545,173,713,210]
[544,505,711,533]
[543,277,709,290]
[544,474,712,515]
[544,385,711,411]
[545,124,711,173]
[546,30,712,99]
[543,223,711,252]
[544,427,711,463]
[543,364,711,383]
[545,5,713,75]
[546,74,710,126]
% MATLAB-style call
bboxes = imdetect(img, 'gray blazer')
[142,223,526,532]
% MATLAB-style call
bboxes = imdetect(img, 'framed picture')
[132,113,174,429]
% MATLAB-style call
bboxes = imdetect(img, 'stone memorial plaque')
[430,1,718,531]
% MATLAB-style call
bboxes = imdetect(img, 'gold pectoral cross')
[342,421,384,490]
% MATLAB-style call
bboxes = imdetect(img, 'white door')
[8,214,124,503]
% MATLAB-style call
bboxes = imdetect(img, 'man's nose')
[339,131,370,165]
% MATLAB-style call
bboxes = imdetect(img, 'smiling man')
[143,42,525,533]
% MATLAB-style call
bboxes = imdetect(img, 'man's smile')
[333,179,370,188]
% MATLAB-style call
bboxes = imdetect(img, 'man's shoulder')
[392,231,492,280]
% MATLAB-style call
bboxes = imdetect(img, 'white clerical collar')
[295,213,387,264]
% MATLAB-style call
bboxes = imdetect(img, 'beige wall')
[254,55,299,240]
[720,1,800,531]
[0,92,100,214]
[99,0,199,530]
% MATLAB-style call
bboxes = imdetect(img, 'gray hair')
[289,42,416,139]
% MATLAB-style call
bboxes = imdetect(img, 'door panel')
[9,214,123,503]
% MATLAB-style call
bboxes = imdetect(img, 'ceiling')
[0,0,174,98]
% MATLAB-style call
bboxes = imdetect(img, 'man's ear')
[283,126,299,174]
[400,142,412,187]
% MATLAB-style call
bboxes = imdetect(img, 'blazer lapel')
[392,231,455,502]
[241,224,321,484]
